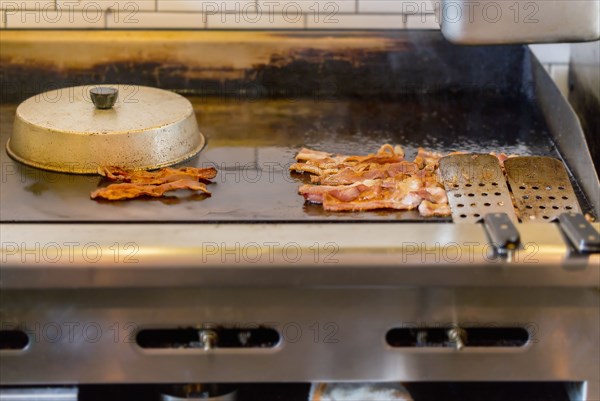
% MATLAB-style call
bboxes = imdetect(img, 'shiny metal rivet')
[90,87,119,110]
[199,330,218,351]
[447,326,467,350]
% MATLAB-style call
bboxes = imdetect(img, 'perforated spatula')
[439,154,518,224]
[439,154,520,254]
[504,156,600,253]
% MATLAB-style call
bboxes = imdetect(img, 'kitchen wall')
[1,0,434,29]
[529,43,570,96]
[0,0,570,93]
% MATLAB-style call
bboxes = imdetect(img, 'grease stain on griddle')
[1,32,524,103]
[24,181,49,196]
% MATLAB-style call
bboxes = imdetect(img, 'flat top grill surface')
[2,92,591,223]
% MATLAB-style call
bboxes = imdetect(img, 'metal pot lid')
[6,85,205,174]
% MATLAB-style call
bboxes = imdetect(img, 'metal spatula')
[505,156,600,252]
[504,156,581,222]
[439,154,520,254]
[439,154,518,224]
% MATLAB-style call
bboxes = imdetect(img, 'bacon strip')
[416,186,448,204]
[414,147,445,170]
[98,166,218,184]
[91,179,210,201]
[296,148,336,162]
[293,144,519,218]
[93,166,217,201]
[418,200,452,217]
[290,144,405,173]
[489,152,518,170]
[301,176,429,212]
[323,191,423,212]
[289,163,328,176]
[299,180,379,204]
[293,144,454,217]
[295,145,404,165]
[313,161,419,185]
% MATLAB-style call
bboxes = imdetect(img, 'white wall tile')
[57,1,156,11]
[529,44,571,64]
[307,14,404,28]
[0,0,55,10]
[158,0,257,13]
[257,0,355,13]
[359,0,434,13]
[405,13,438,29]
[107,11,207,28]
[6,9,105,28]
[542,63,551,74]
[207,12,305,28]
[550,64,569,97]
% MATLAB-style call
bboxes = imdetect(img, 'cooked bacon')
[291,144,405,172]
[293,150,346,170]
[323,191,422,212]
[93,165,217,201]
[292,144,518,218]
[299,180,378,204]
[313,167,377,186]
[98,166,218,185]
[418,200,452,217]
[290,163,329,176]
[391,176,423,193]
[295,148,335,162]
[416,186,448,204]
[313,162,419,185]
[328,186,365,202]
[91,179,210,201]
[489,152,518,170]
[301,176,425,212]
[293,146,434,215]
[345,144,405,164]
[414,147,444,170]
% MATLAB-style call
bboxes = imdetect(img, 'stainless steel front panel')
[1,287,598,397]
[1,222,599,289]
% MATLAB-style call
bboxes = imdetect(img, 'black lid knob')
[90,87,119,110]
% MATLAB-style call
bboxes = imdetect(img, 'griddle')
[1,31,597,223]
[1,31,599,398]
[0,94,594,223]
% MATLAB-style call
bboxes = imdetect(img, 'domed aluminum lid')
[6,85,205,174]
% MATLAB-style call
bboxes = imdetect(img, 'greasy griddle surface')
[0,94,567,222]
